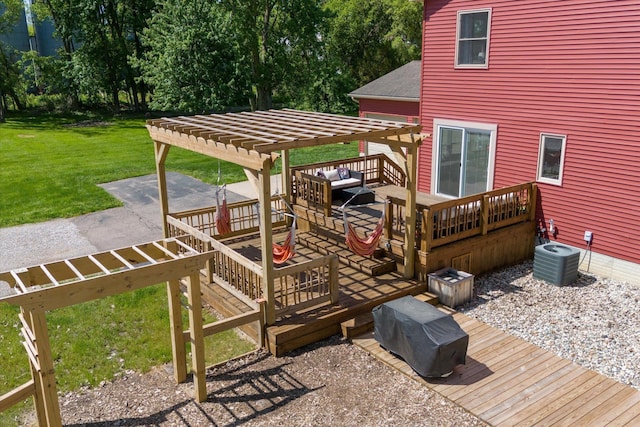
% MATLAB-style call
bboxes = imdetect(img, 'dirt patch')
[53,336,485,426]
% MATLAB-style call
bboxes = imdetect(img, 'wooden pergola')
[0,239,220,426]
[147,109,424,321]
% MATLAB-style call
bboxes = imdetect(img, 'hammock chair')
[268,167,297,264]
[273,214,296,264]
[340,184,386,257]
[342,206,385,257]
[214,162,232,236]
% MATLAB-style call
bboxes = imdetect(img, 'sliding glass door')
[435,122,494,197]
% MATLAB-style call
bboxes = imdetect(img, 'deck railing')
[167,197,339,321]
[291,154,405,214]
[169,196,288,239]
[293,171,333,216]
[273,255,339,317]
[291,153,405,187]
[385,182,536,252]
[208,238,264,301]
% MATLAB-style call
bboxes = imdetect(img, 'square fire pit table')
[340,186,375,205]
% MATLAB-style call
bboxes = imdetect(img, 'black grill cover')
[373,296,469,377]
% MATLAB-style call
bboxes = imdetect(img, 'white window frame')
[431,119,497,197]
[455,8,492,69]
[537,133,567,186]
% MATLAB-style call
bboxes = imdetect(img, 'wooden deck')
[202,228,434,356]
[353,310,640,426]
[196,182,535,357]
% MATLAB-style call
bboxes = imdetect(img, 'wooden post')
[20,308,47,426]
[29,310,62,427]
[384,199,392,240]
[203,240,213,284]
[280,149,293,227]
[422,208,433,253]
[281,149,291,201]
[329,255,339,304]
[166,279,187,383]
[186,272,206,402]
[258,164,276,325]
[154,141,171,238]
[403,140,419,278]
[255,299,266,348]
[481,195,490,235]
[529,183,538,222]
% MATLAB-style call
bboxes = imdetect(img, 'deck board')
[352,311,640,426]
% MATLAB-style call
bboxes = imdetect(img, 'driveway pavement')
[0,172,266,296]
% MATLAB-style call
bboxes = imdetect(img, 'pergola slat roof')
[147,108,424,287]
[147,109,422,169]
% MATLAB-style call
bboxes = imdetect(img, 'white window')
[537,134,567,185]
[432,119,497,198]
[455,9,491,68]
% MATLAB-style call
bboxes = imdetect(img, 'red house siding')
[421,0,640,264]
[358,98,420,119]
[357,98,420,153]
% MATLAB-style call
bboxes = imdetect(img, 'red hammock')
[215,188,232,235]
[273,217,296,264]
[343,209,385,257]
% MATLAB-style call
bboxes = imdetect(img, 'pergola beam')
[0,241,212,312]
[147,109,421,158]
[250,128,421,153]
[147,125,273,170]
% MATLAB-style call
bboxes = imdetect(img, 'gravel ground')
[460,260,640,391]
[54,337,486,427]
[21,261,640,426]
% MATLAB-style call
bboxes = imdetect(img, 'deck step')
[341,312,375,339]
[340,292,441,339]
[298,232,397,277]
[266,285,432,356]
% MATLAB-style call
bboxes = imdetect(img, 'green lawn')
[0,111,359,425]
[0,111,358,227]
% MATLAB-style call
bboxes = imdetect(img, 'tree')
[222,0,325,110]
[32,0,81,108]
[141,0,326,112]
[323,0,422,89]
[139,1,247,113]
[6,0,422,115]
[386,0,423,64]
[0,0,24,121]
[73,0,153,112]
[33,0,153,112]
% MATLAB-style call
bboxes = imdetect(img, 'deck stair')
[340,292,441,339]
[297,231,397,277]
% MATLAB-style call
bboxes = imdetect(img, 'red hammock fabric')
[273,217,296,264]
[215,191,232,235]
[343,210,385,257]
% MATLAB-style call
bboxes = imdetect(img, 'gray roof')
[349,60,421,102]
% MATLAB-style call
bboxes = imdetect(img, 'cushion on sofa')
[324,169,341,182]
[337,167,350,179]
[330,177,361,189]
